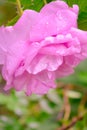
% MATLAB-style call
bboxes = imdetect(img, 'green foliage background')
[0,0,87,130]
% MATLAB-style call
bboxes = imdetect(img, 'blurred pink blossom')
[0,1,87,95]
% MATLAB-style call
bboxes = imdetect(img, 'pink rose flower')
[0,0,87,95]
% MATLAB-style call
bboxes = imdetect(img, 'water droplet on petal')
[56,34,64,40]
[56,11,63,20]
[45,36,54,43]
[46,22,49,25]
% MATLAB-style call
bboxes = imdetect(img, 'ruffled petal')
[0,47,6,64]
[56,64,74,78]
[0,1,87,96]
[70,28,87,58]
[27,54,63,74]
[30,1,78,41]
[26,78,51,95]
[14,10,39,41]
[36,70,56,88]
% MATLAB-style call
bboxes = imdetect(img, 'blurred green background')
[0,0,87,130]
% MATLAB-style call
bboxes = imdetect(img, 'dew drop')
[46,22,49,25]
[56,11,63,20]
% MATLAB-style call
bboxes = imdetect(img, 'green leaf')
[0,0,16,25]
[20,0,44,11]
[64,0,78,6]
[78,12,87,30]
[78,0,87,12]
[38,120,58,130]
[7,0,16,2]
[7,0,53,11]
[7,15,19,26]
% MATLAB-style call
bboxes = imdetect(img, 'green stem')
[43,0,47,5]
[16,0,23,16]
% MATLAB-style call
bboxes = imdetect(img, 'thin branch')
[78,93,87,113]
[63,85,71,120]
[43,0,47,5]
[16,0,23,16]
[56,115,83,130]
